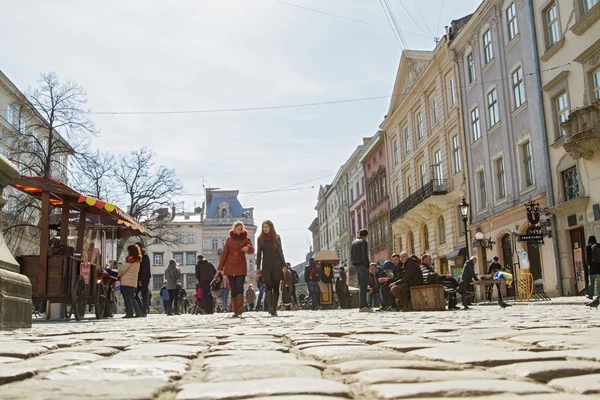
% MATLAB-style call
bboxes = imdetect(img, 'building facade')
[308,217,320,252]
[383,40,470,277]
[532,0,600,295]
[315,185,330,252]
[324,179,340,255]
[359,130,391,265]
[347,143,367,245]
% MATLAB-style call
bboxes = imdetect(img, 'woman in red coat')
[218,221,254,317]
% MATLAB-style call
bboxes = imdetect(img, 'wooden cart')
[11,176,145,321]
[313,250,339,309]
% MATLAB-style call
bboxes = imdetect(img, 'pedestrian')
[195,254,216,314]
[335,265,349,309]
[177,284,187,314]
[458,256,479,310]
[486,256,502,302]
[390,253,423,312]
[221,275,231,312]
[304,258,320,310]
[586,236,600,299]
[256,220,286,316]
[218,221,254,318]
[367,263,382,308]
[118,244,143,318]
[246,284,256,311]
[281,264,293,310]
[160,282,169,313]
[147,290,152,315]
[256,275,266,311]
[133,242,151,317]
[351,229,372,312]
[165,259,182,316]
[289,263,299,309]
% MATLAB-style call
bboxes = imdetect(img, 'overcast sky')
[1,0,480,265]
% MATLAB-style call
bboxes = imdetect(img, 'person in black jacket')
[459,256,479,309]
[195,255,216,314]
[134,242,151,317]
[390,253,423,311]
[304,259,320,310]
[256,220,287,316]
[586,236,600,299]
[351,229,371,312]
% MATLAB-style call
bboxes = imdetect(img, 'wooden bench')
[410,284,446,311]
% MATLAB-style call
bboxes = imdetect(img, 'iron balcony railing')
[390,179,449,222]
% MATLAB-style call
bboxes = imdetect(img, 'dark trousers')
[291,284,298,305]
[257,286,265,310]
[266,280,280,294]
[162,299,169,313]
[167,289,178,314]
[229,275,245,297]
[134,283,149,315]
[336,280,348,308]
[200,281,213,314]
[356,265,369,309]
[122,286,142,316]
[307,281,319,310]
[381,283,393,308]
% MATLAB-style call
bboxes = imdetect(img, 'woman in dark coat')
[256,220,286,316]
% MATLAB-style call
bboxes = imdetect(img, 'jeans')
[163,300,169,313]
[356,265,369,309]
[201,281,213,314]
[257,285,265,310]
[122,286,142,316]
[229,275,246,297]
[247,303,254,311]
[168,289,178,314]
[589,274,598,297]
[307,281,319,310]
[291,284,298,305]
[368,291,381,308]
[134,282,149,315]
[221,288,230,311]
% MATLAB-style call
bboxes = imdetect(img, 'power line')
[408,0,434,37]
[436,0,445,35]
[90,63,571,115]
[183,184,319,197]
[378,0,402,46]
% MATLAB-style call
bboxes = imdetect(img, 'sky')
[0,0,480,265]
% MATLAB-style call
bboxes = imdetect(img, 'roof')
[358,131,383,163]
[205,190,245,218]
[314,249,339,262]
[172,214,202,223]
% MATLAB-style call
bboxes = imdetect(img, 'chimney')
[194,207,202,214]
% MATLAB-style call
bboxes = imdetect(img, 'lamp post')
[459,197,470,259]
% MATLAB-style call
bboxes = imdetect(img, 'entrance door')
[570,227,587,294]
[526,226,543,283]
[501,234,513,269]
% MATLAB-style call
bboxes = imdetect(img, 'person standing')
[134,242,151,317]
[289,263,299,308]
[336,265,349,309]
[256,220,286,316]
[165,259,182,316]
[218,221,254,318]
[118,245,143,318]
[195,254,216,314]
[586,236,600,299]
[160,282,169,314]
[304,259,320,310]
[221,274,231,312]
[458,256,479,310]
[246,284,256,311]
[486,256,502,302]
[390,253,423,312]
[281,264,293,310]
[351,229,372,312]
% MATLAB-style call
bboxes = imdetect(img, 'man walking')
[195,255,216,314]
[459,256,479,310]
[135,242,151,317]
[304,258,320,310]
[351,229,372,312]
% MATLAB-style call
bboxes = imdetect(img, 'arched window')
[221,208,227,218]
[421,224,429,252]
[407,231,415,255]
[438,216,446,244]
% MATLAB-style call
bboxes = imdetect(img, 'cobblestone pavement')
[1,303,600,399]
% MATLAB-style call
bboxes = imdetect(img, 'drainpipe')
[526,0,562,296]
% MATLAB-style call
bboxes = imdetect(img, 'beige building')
[532,0,600,295]
[382,40,469,277]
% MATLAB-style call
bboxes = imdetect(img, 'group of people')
[116,242,152,318]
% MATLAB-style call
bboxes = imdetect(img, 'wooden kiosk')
[313,249,339,309]
[11,176,145,321]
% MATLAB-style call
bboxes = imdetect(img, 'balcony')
[390,179,449,222]
[562,100,600,160]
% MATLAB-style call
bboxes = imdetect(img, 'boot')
[236,294,245,316]
[402,294,411,312]
[271,292,280,316]
[266,291,273,314]
[231,295,240,318]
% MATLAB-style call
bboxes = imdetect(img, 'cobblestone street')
[1,303,600,399]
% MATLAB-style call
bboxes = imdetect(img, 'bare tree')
[72,150,116,202]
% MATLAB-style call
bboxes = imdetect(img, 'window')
[361,177,365,193]
[496,157,506,200]
[186,274,196,289]
[403,125,410,153]
[6,105,14,125]
[396,183,402,205]
[422,226,429,251]
[478,171,487,209]
[19,117,26,134]
[562,166,580,201]
[212,239,218,250]
[448,78,457,107]
[467,53,475,84]
[593,69,600,100]
[186,252,197,265]
[471,106,482,141]
[393,139,399,165]
[546,3,560,48]
[438,216,446,244]
[173,252,184,265]
[512,66,525,109]
[523,141,534,187]
[419,163,427,187]
[506,3,518,41]
[153,275,164,290]
[583,0,599,13]
[556,92,569,138]
[487,89,499,127]
[458,208,466,236]
[452,135,461,173]
[356,182,359,196]
[350,188,354,202]
[405,174,412,196]
[431,98,438,124]
[434,150,443,181]
[186,233,195,244]
[483,30,493,64]
[416,112,424,140]
[153,253,164,266]
[380,175,386,198]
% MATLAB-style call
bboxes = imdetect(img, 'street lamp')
[459,197,470,258]
[474,229,495,250]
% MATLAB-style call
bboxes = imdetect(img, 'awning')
[446,247,467,260]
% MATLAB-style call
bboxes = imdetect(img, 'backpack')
[292,270,299,285]
[592,244,600,264]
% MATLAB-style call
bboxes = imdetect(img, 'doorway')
[526,226,543,283]
[570,227,587,294]
[501,234,513,269]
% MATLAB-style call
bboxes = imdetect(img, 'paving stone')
[549,373,600,394]
[299,345,416,364]
[216,340,288,352]
[0,378,167,399]
[295,341,365,351]
[176,377,351,399]
[0,343,49,359]
[344,333,410,344]
[205,353,322,369]
[53,345,120,357]
[205,350,296,359]
[0,357,20,364]
[330,359,462,374]
[251,397,349,400]
[378,340,440,352]
[365,379,555,399]
[350,368,503,385]
[490,360,600,382]
[204,364,322,381]
[9,352,102,373]
[115,343,207,359]
[0,364,38,385]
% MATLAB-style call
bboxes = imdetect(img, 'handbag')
[210,272,223,292]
